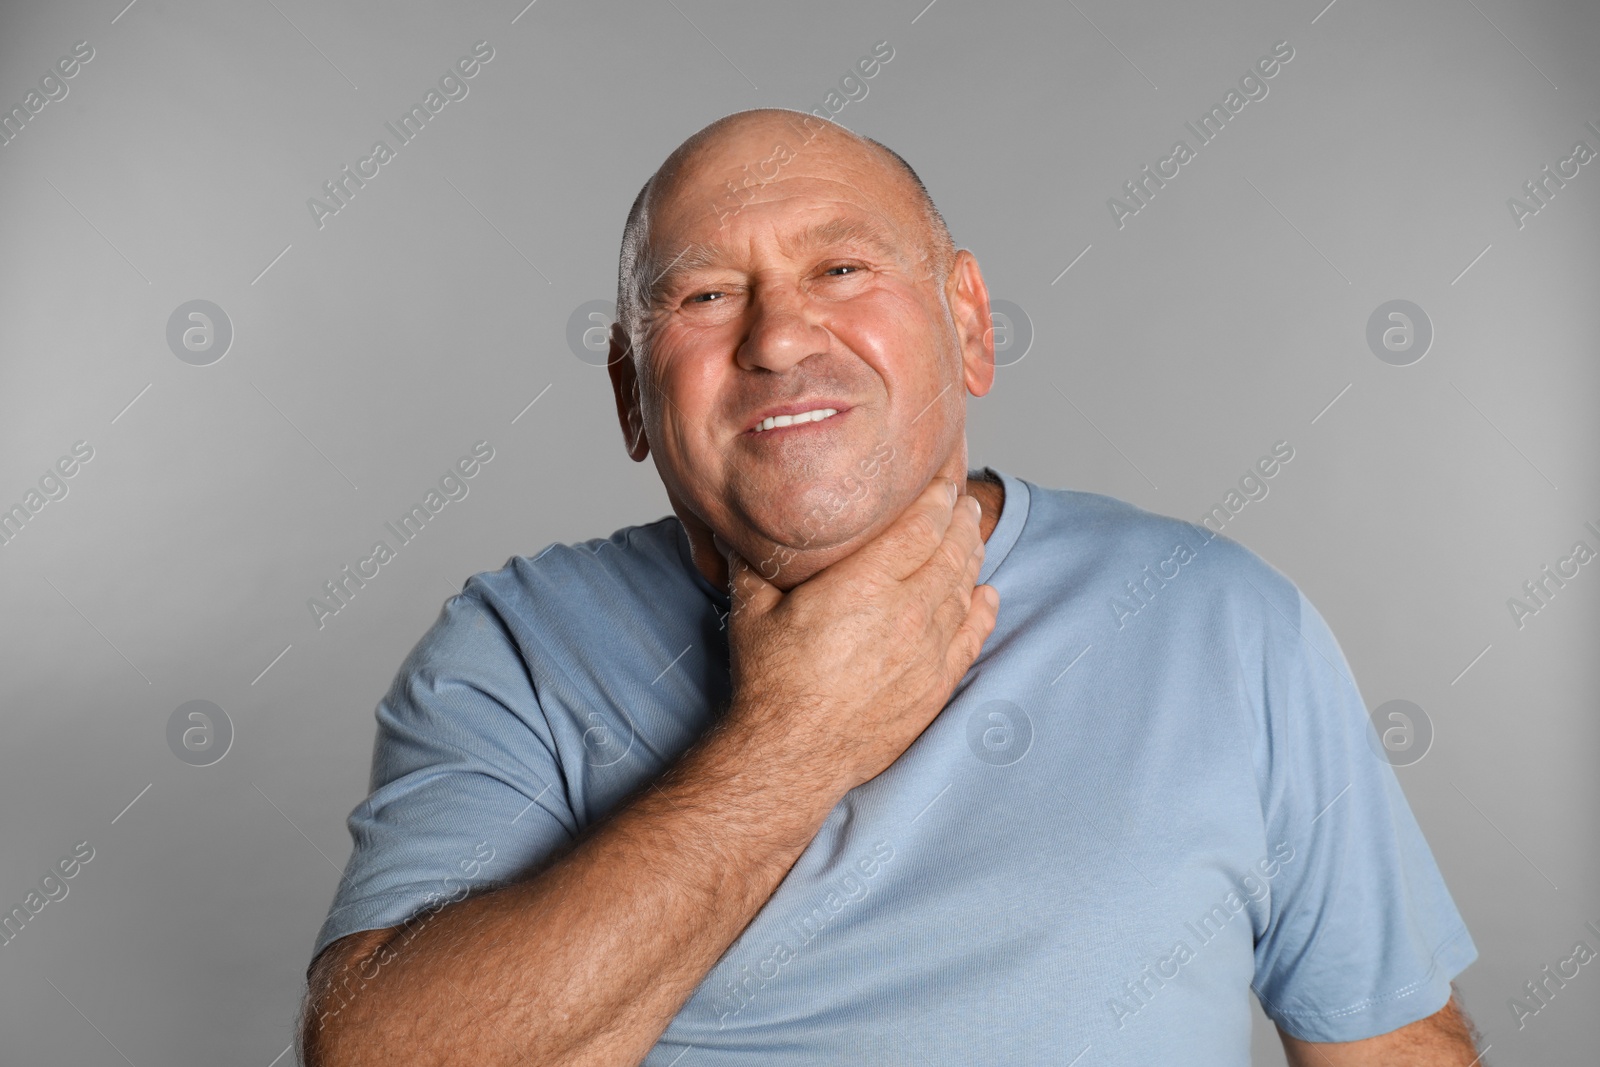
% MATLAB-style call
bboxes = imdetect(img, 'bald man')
[300,110,1483,1066]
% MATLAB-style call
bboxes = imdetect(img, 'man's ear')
[605,322,650,462]
[945,249,996,399]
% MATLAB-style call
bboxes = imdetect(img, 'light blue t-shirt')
[314,467,1476,1064]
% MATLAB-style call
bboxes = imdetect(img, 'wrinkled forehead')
[645,118,929,265]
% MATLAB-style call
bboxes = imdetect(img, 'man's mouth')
[749,407,843,434]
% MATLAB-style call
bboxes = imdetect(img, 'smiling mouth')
[748,407,844,434]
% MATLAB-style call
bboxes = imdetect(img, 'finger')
[844,477,960,584]
[909,491,984,599]
[720,536,783,619]
[928,533,984,641]
[943,583,1000,684]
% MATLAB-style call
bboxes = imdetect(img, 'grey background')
[1,0,1595,1063]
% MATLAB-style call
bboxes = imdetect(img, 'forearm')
[1278,989,1485,1066]
[305,712,839,1067]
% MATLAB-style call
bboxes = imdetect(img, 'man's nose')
[736,287,829,373]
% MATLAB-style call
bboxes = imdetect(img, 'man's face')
[610,114,993,587]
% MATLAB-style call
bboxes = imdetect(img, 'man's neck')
[683,468,1005,592]
[966,468,1004,545]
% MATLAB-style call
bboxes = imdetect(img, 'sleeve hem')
[1257,923,1478,1043]
[311,885,469,961]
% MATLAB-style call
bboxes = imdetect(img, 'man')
[300,108,1484,1065]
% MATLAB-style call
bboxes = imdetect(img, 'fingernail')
[947,480,959,506]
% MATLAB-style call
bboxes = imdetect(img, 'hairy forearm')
[303,711,839,1067]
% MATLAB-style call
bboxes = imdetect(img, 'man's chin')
[743,490,887,550]
[733,503,896,586]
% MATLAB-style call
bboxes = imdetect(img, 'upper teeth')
[754,408,838,432]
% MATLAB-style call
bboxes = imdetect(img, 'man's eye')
[824,265,860,276]
[687,291,724,304]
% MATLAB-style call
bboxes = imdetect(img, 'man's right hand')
[719,477,1000,801]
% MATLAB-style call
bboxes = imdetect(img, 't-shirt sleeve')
[311,589,578,962]
[1249,585,1477,1043]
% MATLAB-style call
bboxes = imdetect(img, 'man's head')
[606,107,996,590]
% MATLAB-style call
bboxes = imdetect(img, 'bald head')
[615,108,956,355]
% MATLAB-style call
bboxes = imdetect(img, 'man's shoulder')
[405,516,695,666]
[1010,474,1302,621]
[461,515,687,603]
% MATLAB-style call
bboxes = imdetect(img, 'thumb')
[715,533,782,618]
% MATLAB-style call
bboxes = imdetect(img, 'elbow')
[298,990,344,1067]
[299,928,399,1066]
[300,987,385,1067]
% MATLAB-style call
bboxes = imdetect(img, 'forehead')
[646,127,926,273]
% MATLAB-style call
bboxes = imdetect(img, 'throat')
[967,471,1004,543]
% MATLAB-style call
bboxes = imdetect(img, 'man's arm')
[1278,986,1487,1066]
[300,479,998,1066]
[301,709,848,1067]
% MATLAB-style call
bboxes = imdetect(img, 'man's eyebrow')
[644,218,906,303]
[644,243,722,299]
